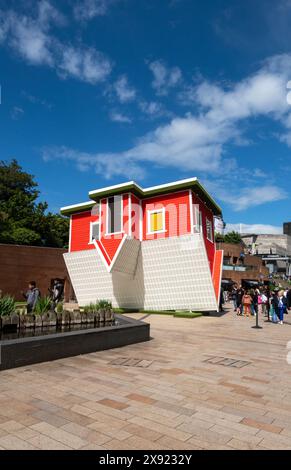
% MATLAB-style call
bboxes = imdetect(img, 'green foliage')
[173,311,202,318]
[97,299,112,310]
[223,231,242,244]
[0,159,69,247]
[0,295,16,316]
[34,296,52,316]
[84,300,113,312]
[55,302,63,314]
[10,227,42,245]
[84,302,99,314]
[215,232,225,242]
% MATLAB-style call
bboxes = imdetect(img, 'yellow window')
[150,211,164,232]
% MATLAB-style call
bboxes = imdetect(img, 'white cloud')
[73,0,117,21]
[22,91,53,109]
[38,0,66,27]
[113,75,136,103]
[109,111,131,123]
[225,223,282,235]
[139,101,162,115]
[0,2,112,83]
[0,12,9,43]
[58,45,111,83]
[222,186,287,211]
[10,106,24,120]
[42,146,146,180]
[7,10,54,65]
[41,52,291,212]
[138,100,170,119]
[148,60,182,95]
[203,179,287,212]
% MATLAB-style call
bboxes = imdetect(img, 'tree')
[0,159,69,247]
[224,231,242,244]
[215,232,225,243]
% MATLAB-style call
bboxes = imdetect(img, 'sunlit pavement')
[1,305,291,450]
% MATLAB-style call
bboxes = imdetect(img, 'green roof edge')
[61,179,222,217]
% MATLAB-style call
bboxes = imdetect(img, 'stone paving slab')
[1,305,291,450]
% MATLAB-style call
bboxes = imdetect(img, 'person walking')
[273,289,286,325]
[242,290,252,317]
[49,279,64,308]
[236,285,244,316]
[252,288,259,316]
[287,288,291,311]
[258,288,268,317]
[269,291,278,323]
[232,284,238,312]
[21,281,41,313]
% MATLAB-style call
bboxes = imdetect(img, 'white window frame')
[89,220,100,244]
[193,204,202,234]
[206,217,214,243]
[106,195,123,235]
[147,208,166,235]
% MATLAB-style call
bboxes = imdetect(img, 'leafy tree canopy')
[0,159,69,248]
[215,231,242,245]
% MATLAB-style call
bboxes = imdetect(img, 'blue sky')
[0,0,291,234]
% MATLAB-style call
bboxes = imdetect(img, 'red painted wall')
[192,191,215,273]
[142,191,191,240]
[131,194,141,240]
[70,211,98,252]
[97,194,129,264]
[69,191,215,273]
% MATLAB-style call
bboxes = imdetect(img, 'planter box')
[70,310,81,325]
[42,311,57,328]
[57,310,71,326]
[105,309,114,322]
[86,312,96,324]
[34,315,42,328]
[98,309,105,323]
[20,314,35,329]
[0,314,150,371]
[1,314,20,331]
[81,312,88,324]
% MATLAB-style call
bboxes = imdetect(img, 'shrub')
[55,302,63,314]
[34,296,52,316]
[0,295,16,317]
[97,299,112,310]
[84,302,98,314]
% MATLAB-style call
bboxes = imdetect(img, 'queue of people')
[231,284,291,324]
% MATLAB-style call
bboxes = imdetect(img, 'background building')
[0,244,74,301]
[216,241,269,289]
[241,222,291,278]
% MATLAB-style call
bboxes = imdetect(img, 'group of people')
[231,284,291,325]
[21,279,64,313]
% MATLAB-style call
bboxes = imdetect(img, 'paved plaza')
[1,307,291,450]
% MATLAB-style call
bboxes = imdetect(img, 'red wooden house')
[61,178,223,312]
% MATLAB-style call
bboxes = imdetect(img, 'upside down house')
[60,178,224,312]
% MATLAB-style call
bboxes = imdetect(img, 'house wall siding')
[70,211,98,252]
[142,191,191,240]
[64,233,218,311]
[69,190,215,274]
[192,191,215,273]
